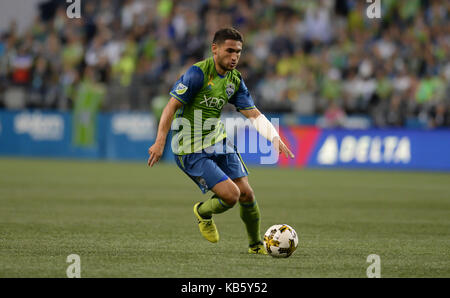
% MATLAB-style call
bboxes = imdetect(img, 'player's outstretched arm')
[240,108,295,159]
[147,97,183,167]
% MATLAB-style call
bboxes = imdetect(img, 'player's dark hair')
[212,28,243,45]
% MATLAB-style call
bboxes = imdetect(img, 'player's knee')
[222,184,240,207]
[239,187,255,203]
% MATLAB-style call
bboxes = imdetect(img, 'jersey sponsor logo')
[225,83,235,98]
[200,95,226,109]
[175,83,188,95]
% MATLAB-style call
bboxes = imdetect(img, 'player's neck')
[215,65,227,77]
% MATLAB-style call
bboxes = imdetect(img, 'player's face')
[212,39,242,73]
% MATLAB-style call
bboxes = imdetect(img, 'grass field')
[0,157,449,278]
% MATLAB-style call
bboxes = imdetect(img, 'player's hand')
[147,142,165,167]
[273,136,295,159]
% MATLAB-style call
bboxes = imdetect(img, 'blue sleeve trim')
[236,105,256,111]
[170,92,188,104]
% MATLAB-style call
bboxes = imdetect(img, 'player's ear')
[212,43,218,55]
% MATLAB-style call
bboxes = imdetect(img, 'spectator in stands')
[321,100,347,128]
[428,102,450,128]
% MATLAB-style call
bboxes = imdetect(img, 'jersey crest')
[225,83,235,98]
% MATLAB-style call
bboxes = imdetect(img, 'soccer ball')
[263,224,299,258]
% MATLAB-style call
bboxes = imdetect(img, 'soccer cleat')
[193,202,219,243]
[248,241,268,255]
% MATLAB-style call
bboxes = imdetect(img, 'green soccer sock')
[197,195,233,219]
[239,200,262,246]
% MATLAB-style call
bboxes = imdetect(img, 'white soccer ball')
[263,224,299,258]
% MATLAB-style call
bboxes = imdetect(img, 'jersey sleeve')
[229,79,256,111]
[169,65,204,104]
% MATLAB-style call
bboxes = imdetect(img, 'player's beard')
[217,57,236,72]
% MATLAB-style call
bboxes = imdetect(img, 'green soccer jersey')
[169,57,255,155]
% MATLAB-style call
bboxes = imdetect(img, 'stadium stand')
[0,0,448,128]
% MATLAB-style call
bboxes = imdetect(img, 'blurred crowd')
[0,0,449,128]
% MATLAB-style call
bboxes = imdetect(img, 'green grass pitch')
[0,158,449,277]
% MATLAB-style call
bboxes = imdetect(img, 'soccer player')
[147,28,294,254]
